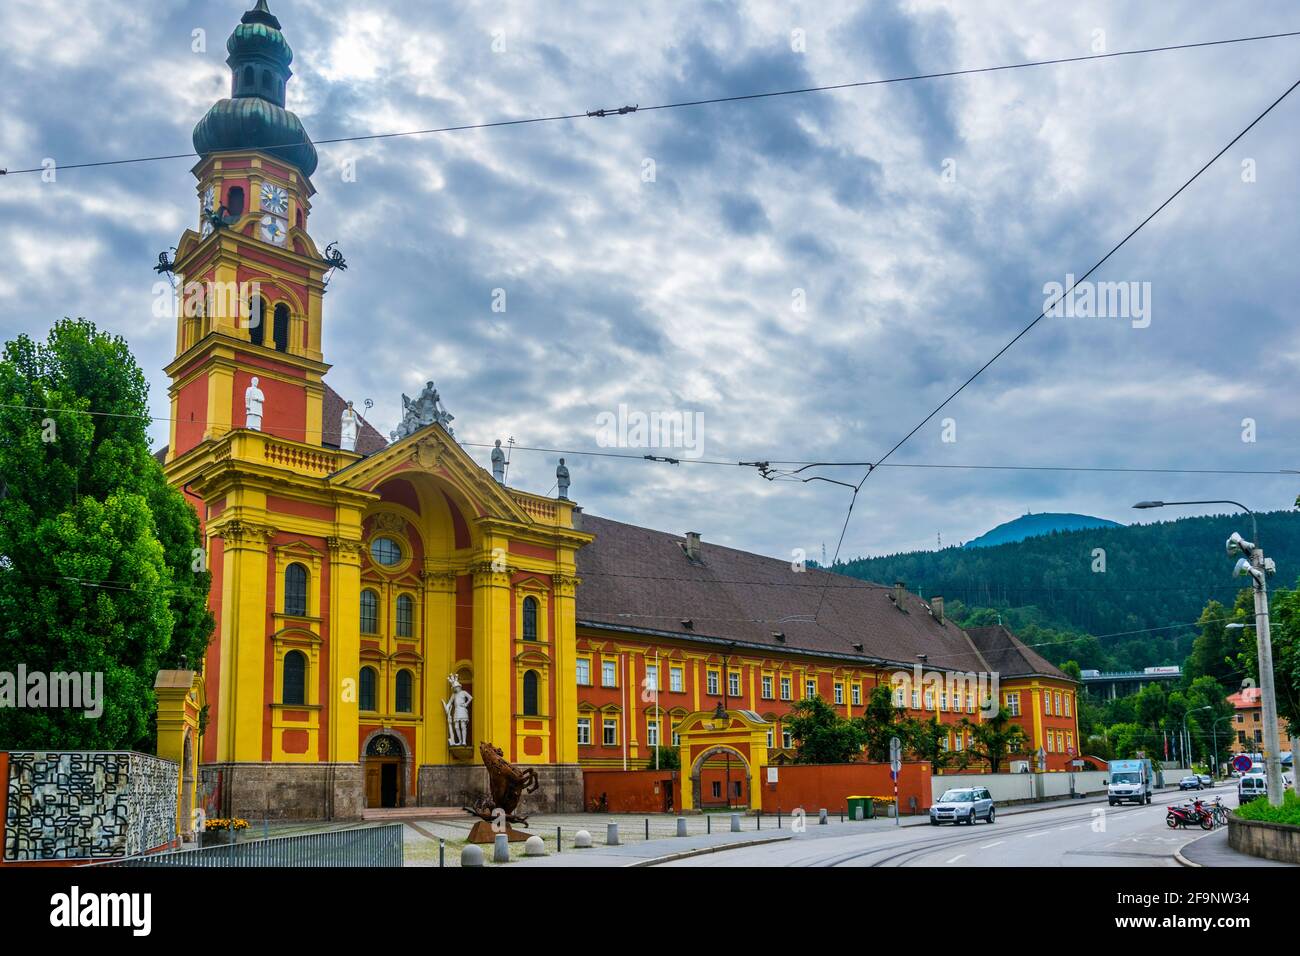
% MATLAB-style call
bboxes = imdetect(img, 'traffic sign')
[1232,754,1253,774]
[889,736,902,773]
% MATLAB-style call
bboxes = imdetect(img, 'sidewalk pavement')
[1177,826,1295,867]
[510,825,797,867]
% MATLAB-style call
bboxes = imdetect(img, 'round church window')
[371,536,402,566]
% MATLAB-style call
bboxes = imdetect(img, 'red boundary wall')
[760,762,933,815]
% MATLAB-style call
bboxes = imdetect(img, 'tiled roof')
[321,383,387,455]
[964,625,1072,681]
[573,513,990,673]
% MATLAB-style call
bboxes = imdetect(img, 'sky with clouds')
[2,0,1298,564]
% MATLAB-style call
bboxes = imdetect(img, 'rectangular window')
[894,686,905,707]
[1006,692,1020,717]
[940,690,948,710]
[1066,732,1074,752]
[766,728,774,748]
[707,670,720,695]
[851,683,861,706]
[911,690,920,710]
[602,717,618,746]
[728,671,740,697]
[1054,692,1062,716]
[577,717,591,746]
[602,660,617,688]
[834,683,844,705]
[670,666,684,693]
[780,677,792,701]
[968,696,976,714]
[940,735,949,751]
[955,731,965,752]
[647,720,659,748]
[1064,694,1072,717]
[1044,693,1052,716]
[782,730,792,749]
[805,678,817,700]
[712,781,721,798]
[644,664,659,693]
[576,659,591,686]
[762,675,774,699]
[1046,732,1054,753]
[924,689,934,710]
[672,723,681,747]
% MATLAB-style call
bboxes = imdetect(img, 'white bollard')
[574,829,592,848]
[676,817,688,837]
[606,822,621,846]
[493,833,510,863]
[461,844,485,867]
[523,835,546,857]
[730,813,741,832]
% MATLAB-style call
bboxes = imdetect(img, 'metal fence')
[94,823,404,867]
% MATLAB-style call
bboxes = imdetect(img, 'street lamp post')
[1210,712,1235,780]
[1133,499,1284,807]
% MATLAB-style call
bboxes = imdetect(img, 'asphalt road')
[659,782,1238,867]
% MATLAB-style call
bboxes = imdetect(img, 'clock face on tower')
[260,182,289,216]
[259,214,287,246]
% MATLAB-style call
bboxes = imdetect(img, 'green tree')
[0,320,213,750]
[903,715,964,772]
[859,684,907,762]
[1185,600,1242,691]
[962,707,1029,773]
[645,745,680,771]
[783,695,866,764]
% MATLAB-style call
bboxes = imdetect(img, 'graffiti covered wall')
[3,751,179,862]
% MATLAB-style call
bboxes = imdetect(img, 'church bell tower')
[164,0,330,460]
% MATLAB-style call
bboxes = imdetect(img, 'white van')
[1238,774,1268,806]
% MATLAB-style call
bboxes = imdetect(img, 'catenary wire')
[3,30,1300,175]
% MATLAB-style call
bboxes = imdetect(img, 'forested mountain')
[964,512,1122,548]
[834,510,1300,672]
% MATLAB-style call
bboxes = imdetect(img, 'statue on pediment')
[390,380,455,441]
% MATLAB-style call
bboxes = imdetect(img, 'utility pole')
[1134,500,1285,807]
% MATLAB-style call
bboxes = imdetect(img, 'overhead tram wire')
[804,71,1300,625]
[5,403,1300,478]
[3,30,1300,176]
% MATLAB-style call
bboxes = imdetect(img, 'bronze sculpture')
[464,741,539,843]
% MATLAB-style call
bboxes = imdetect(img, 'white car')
[930,787,996,826]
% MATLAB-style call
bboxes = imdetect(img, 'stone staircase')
[360,806,469,822]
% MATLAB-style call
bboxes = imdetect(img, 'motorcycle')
[1166,799,1214,830]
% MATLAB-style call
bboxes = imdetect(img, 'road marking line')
[980,841,1003,849]
[946,854,965,864]
[1025,831,1051,838]
[1058,825,1079,831]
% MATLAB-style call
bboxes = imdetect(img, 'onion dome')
[192,1,318,177]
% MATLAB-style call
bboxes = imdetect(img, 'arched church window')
[522,670,540,716]
[283,650,306,706]
[284,562,308,616]
[227,186,245,218]
[395,670,413,714]
[522,596,538,641]
[260,69,272,91]
[241,65,254,91]
[359,666,377,712]
[396,595,414,637]
[273,303,290,352]
[360,589,378,634]
[249,296,267,346]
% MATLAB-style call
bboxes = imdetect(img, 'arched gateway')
[675,709,771,812]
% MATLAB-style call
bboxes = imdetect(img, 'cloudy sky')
[2,0,1298,563]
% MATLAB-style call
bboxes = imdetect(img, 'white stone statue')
[390,380,456,441]
[491,439,505,483]
[556,457,570,500]
[244,376,265,431]
[340,400,359,451]
[443,675,473,748]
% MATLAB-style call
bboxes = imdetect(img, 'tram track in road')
[813,786,1231,868]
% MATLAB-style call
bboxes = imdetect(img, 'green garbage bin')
[846,795,874,820]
